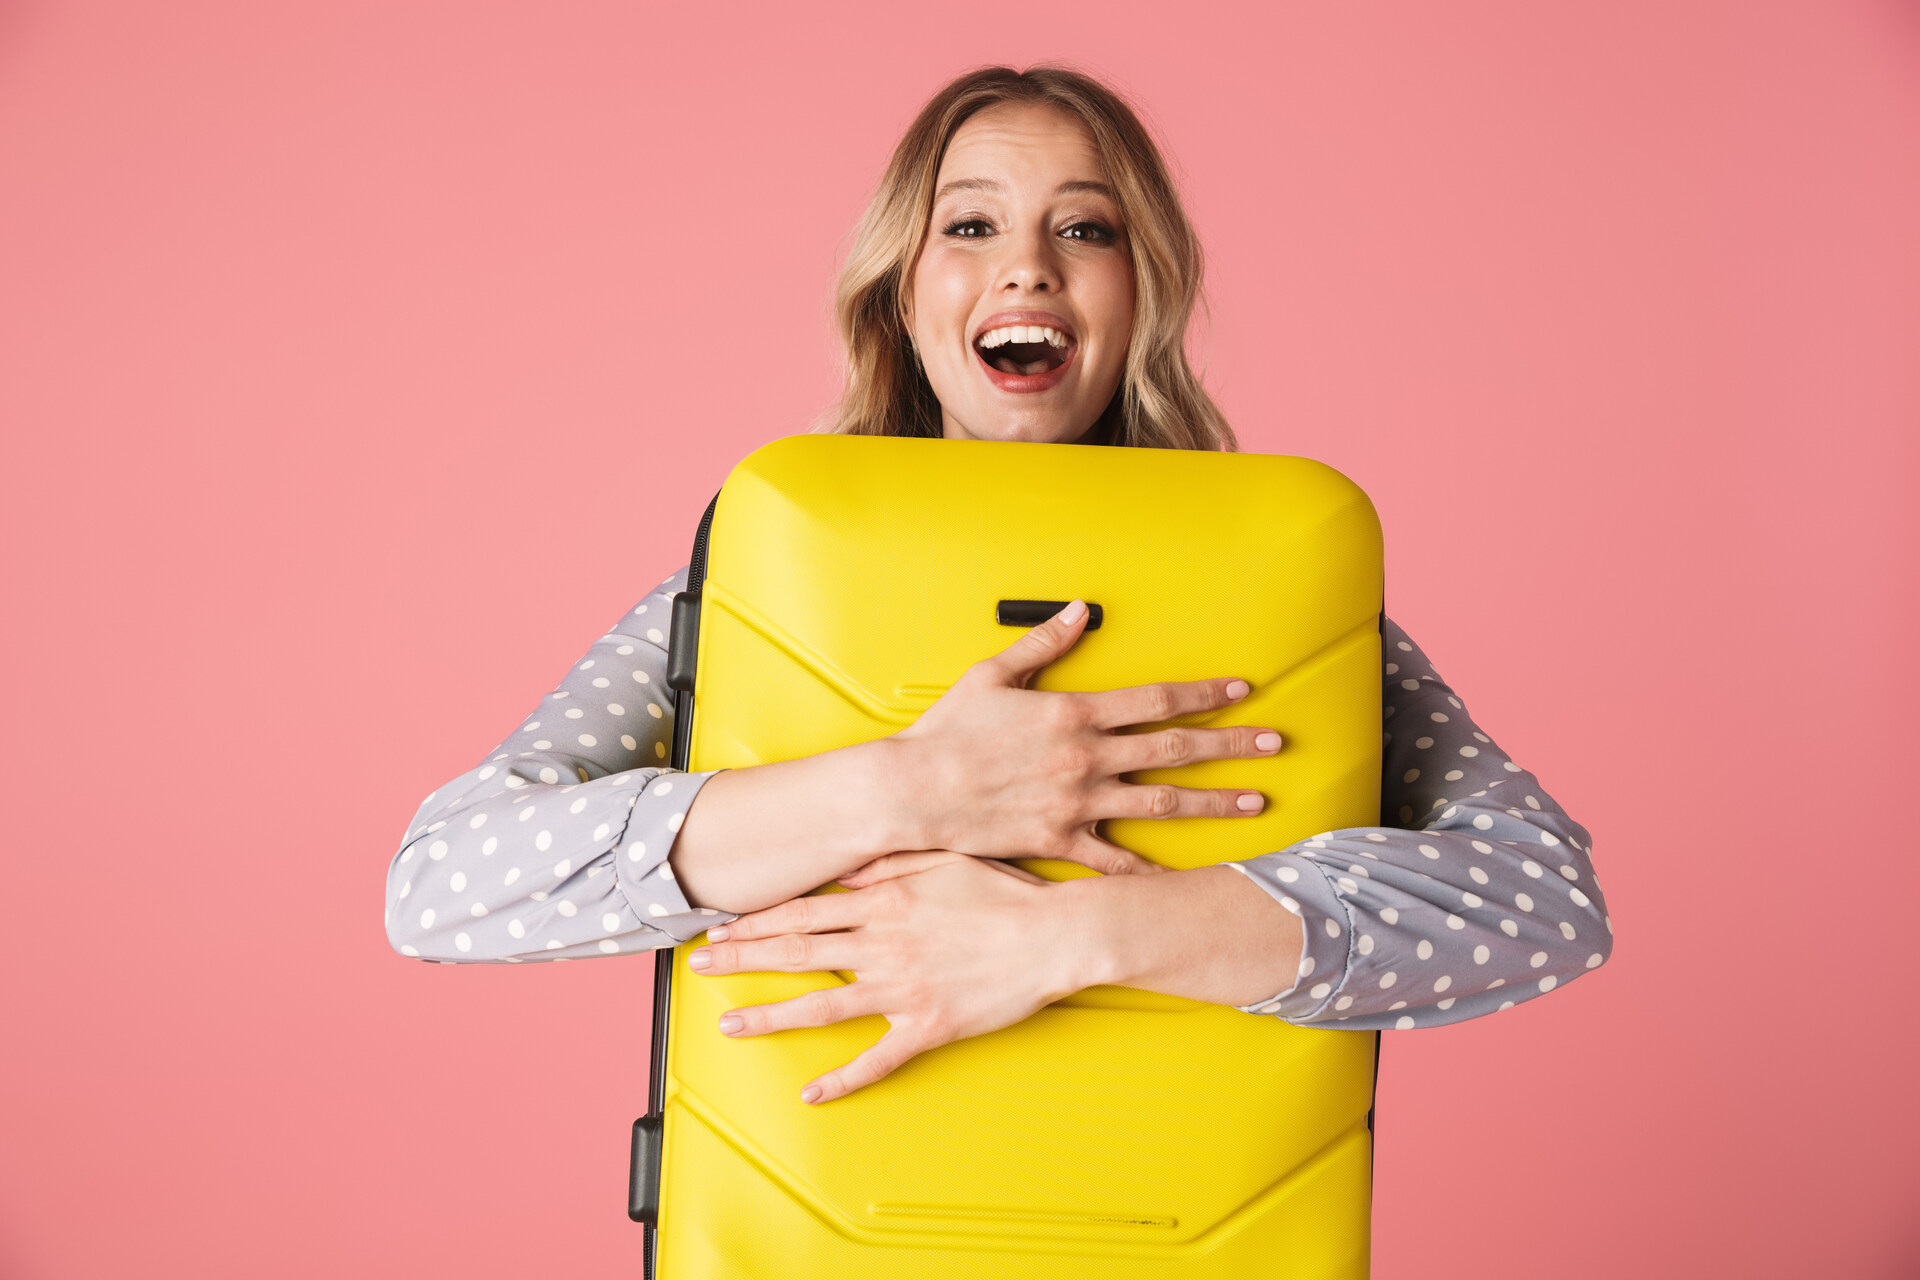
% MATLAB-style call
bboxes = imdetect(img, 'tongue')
[988,341,1063,377]
[994,356,1054,376]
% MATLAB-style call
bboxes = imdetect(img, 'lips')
[970,311,1078,394]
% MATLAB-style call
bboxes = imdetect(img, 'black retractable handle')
[995,599,1103,630]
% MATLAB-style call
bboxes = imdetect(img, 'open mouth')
[974,323,1074,377]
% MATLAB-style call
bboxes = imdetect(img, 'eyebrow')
[933,177,1117,202]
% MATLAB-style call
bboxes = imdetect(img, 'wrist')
[1053,873,1129,994]
[1055,865,1306,1007]
[844,736,931,860]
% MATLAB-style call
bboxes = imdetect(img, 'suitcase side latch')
[628,1114,663,1224]
[666,590,701,693]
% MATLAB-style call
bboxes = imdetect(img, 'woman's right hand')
[889,599,1283,877]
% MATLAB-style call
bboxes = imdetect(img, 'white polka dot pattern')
[1225,617,1611,1029]
[385,579,1613,1022]
[384,568,734,962]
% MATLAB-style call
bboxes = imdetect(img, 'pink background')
[3,2,1916,1276]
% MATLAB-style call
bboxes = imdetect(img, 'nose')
[995,224,1062,294]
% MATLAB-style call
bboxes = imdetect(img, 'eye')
[1061,220,1117,244]
[942,218,993,239]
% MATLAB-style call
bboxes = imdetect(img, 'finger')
[845,850,1052,885]
[689,931,864,977]
[1102,724,1283,774]
[974,598,1089,688]
[1063,830,1166,876]
[802,1027,929,1104]
[721,889,869,942]
[843,849,1052,887]
[719,981,883,1039]
[1085,675,1252,731]
[836,850,968,888]
[1097,780,1267,822]
[978,858,1052,885]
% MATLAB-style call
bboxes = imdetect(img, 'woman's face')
[909,102,1135,444]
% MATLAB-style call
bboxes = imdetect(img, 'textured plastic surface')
[656,435,1383,1278]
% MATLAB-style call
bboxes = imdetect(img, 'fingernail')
[688,949,711,970]
[1236,793,1265,813]
[718,1015,743,1034]
[1057,598,1087,626]
[706,925,731,942]
[1226,679,1251,700]
[801,1085,822,1104]
[1255,731,1281,753]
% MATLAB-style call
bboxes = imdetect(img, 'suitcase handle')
[996,599,1104,630]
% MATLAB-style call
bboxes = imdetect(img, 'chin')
[945,408,1101,445]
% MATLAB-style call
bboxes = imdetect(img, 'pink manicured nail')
[801,1085,822,1104]
[688,949,711,970]
[1255,732,1281,752]
[1226,680,1251,700]
[706,925,731,942]
[1236,793,1265,813]
[1057,599,1087,626]
[718,1015,743,1034]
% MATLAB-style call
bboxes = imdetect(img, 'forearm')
[668,737,925,915]
[1218,617,1613,1028]
[386,568,729,963]
[1063,864,1305,1008]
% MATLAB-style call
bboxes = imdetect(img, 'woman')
[385,66,1611,1108]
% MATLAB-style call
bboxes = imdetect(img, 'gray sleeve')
[1223,616,1614,1028]
[383,566,737,963]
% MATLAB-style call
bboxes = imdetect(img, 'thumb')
[836,850,968,888]
[1068,830,1167,877]
[981,599,1089,688]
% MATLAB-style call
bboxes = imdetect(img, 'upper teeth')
[978,325,1070,349]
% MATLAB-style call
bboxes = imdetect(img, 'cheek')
[911,248,978,348]
[1089,259,1136,372]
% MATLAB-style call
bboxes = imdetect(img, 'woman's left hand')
[687,852,1100,1104]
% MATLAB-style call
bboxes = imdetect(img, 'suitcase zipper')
[632,491,720,1278]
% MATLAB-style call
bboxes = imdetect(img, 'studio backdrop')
[1,2,1915,1277]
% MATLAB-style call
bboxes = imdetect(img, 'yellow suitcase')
[632,434,1384,1278]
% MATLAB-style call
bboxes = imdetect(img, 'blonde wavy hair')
[822,65,1237,452]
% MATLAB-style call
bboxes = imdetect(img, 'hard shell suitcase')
[631,434,1384,1278]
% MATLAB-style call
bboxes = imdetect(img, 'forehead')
[934,102,1109,192]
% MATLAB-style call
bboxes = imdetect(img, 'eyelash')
[940,218,1117,244]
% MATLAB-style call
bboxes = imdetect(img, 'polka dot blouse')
[385,567,1613,1029]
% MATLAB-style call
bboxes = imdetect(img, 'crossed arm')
[386,567,1612,1101]
[690,851,1306,1104]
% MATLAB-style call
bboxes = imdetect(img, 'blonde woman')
[385,66,1611,1108]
